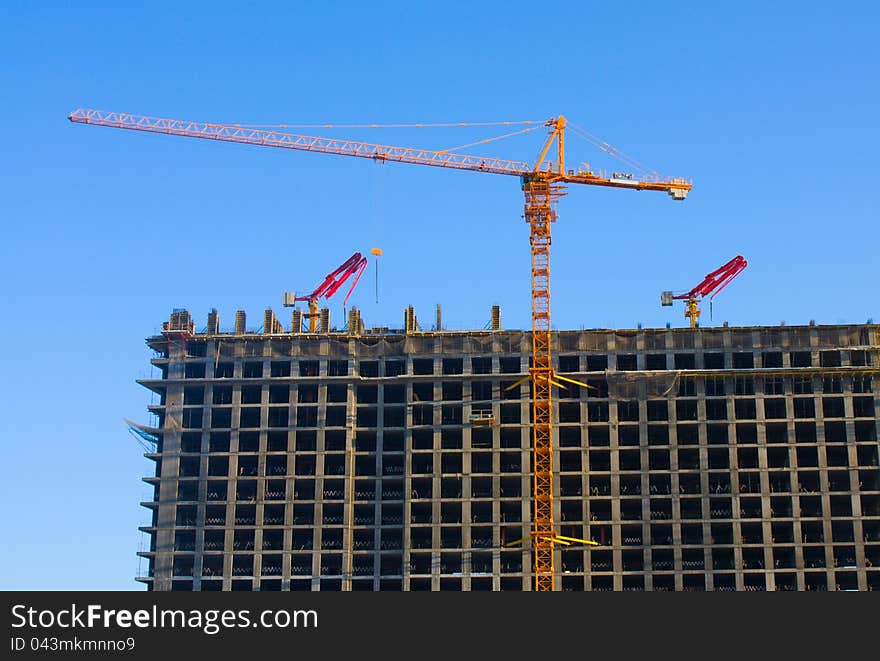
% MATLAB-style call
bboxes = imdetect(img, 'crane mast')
[523,174,561,590]
[523,120,563,590]
[70,108,691,591]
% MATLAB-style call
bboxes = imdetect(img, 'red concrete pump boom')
[287,252,367,332]
[297,252,368,306]
[663,255,747,327]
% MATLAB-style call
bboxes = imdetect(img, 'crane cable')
[214,119,546,129]
[567,122,662,179]
[215,120,546,159]
[438,124,545,154]
[371,162,384,304]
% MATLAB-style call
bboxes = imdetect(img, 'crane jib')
[68,109,691,197]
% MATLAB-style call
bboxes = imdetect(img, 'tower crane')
[282,252,368,332]
[661,255,747,328]
[69,108,692,591]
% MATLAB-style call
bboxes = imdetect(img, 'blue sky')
[0,1,877,589]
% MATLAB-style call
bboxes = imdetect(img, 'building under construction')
[135,306,880,591]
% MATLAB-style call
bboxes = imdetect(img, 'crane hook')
[371,247,383,303]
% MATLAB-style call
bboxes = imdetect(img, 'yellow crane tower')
[69,108,692,591]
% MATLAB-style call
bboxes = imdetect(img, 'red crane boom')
[286,252,367,332]
[296,252,368,306]
[667,255,747,327]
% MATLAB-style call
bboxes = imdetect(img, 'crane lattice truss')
[523,177,560,591]
[69,108,692,591]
